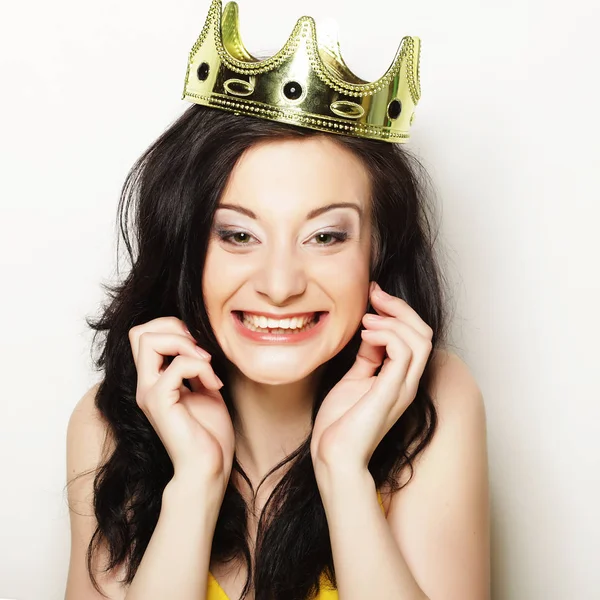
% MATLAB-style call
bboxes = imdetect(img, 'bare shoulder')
[67,382,115,469]
[66,382,117,508]
[382,348,490,599]
[402,347,487,484]
[427,347,486,416]
[65,382,127,600]
[381,348,486,496]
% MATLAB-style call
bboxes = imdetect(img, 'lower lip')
[232,311,328,343]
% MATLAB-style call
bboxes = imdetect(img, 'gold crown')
[182,0,422,143]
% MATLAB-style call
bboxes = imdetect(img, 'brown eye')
[316,233,334,244]
[215,228,256,245]
[312,231,349,245]
[231,232,251,243]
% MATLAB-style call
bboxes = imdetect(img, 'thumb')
[344,334,385,380]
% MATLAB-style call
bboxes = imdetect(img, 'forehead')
[220,136,371,216]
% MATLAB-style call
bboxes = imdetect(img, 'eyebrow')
[216,202,363,221]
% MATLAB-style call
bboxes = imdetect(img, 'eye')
[229,231,252,244]
[312,231,349,245]
[215,228,256,245]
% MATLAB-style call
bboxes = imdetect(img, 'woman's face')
[202,135,373,385]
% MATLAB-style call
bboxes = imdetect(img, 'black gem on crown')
[283,81,303,100]
[387,99,402,119]
[197,62,210,81]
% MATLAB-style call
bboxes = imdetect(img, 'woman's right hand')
[128,317,235,496]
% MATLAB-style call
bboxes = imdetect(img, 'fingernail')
[365,313,383,321]
[371,282,385,295]
[195,346,211,359]
[374,285,389,298]
[215,374,224,387]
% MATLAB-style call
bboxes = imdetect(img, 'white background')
[1,0,598,598]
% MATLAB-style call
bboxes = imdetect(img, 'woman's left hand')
[310,281,434,475]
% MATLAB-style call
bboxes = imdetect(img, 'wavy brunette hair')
[74,103,451,599]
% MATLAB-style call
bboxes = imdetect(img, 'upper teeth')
[242,313,316,329]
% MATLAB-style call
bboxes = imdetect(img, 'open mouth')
[233,311,325,335]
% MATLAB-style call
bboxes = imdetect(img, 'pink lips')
[233,311,328,344]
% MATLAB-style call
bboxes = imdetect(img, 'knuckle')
[135,387,147,409]
[164,316,183,328]
[170,354,196,372]
[144,385,162,408]
[128,325,140,344]
[171,353,188,366]
[138,330,155,348]
[399,338,411,354]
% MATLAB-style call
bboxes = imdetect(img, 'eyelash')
[215,228,350,247]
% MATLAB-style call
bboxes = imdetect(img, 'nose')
[253,242,308,306]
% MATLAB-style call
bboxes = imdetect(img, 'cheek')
[318,252,370,323]
[320,242,370,283]
[202,245,232,318]
[202,245,254,317]
[337,277,370,325]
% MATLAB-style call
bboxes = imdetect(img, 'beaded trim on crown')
[182,0,422,143]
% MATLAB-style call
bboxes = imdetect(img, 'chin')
[234,358,323,386]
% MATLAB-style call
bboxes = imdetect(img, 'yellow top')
[207,490,386,600]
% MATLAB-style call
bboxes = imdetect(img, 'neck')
[227,364,323,491]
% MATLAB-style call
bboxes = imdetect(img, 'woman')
[65,5,490,600]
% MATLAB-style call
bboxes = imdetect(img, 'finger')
[370,286,434,339]
[344,333,386,380]
[129,316,199,365]
[362,313,430,349]
[362,317,433,393]
[146,355,223,410]
[341,328,413,447]
[359,328,412,409]
[136,332,212,396]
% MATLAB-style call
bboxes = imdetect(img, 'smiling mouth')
[234,311,325,334]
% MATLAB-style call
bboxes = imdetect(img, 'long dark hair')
[75,103,451,599]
